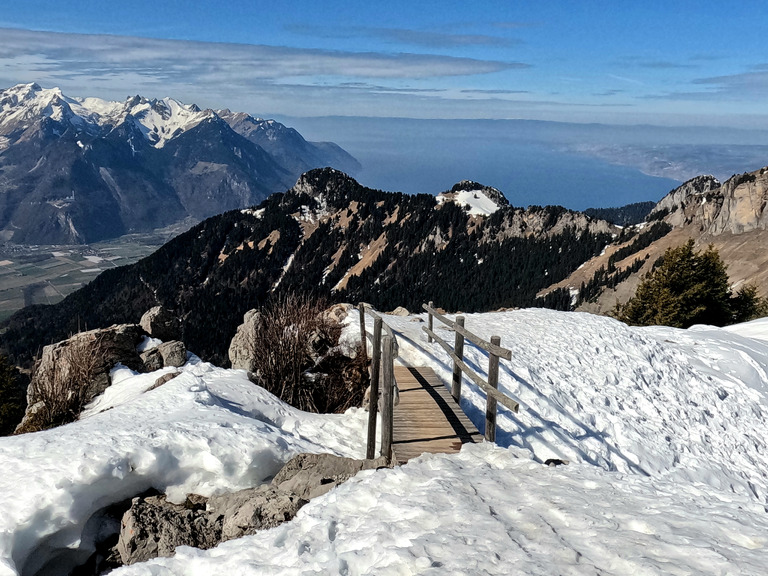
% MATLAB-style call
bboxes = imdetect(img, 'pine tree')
[615,240,735,328]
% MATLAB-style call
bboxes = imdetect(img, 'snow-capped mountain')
[0,83,359,244]
[436,180,509,216]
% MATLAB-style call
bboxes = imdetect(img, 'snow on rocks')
[0,358,367,576]
[111,443,768,575]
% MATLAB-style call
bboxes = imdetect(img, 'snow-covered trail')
[383,310,768,507]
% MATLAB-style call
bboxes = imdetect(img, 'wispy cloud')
[460,88,529,95]
[287,24,520,48]
[642,64,768,101]
[0,27,533,118]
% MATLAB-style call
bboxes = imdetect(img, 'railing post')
[366,317,383,459]
[358,303,368,363]
[380,336,394,463]
[427,300,434,343]
[451,316,465,403]
[485,335,501,443]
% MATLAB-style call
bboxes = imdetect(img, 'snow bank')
[384,309,768,505]
[0,358,366,576]
[114,443,768,575]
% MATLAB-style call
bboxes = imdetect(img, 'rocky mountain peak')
[290,167,362,200]
[438,180,509,216]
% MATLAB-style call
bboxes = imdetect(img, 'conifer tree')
[615,240,735,328]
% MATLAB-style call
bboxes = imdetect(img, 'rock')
[321,303,353,324]
[228,309,260,371]
[139,348,163,372]
[117,494,220,565]
[16,324,147,433]
[114,452,387,566]
[141,341,186,372]
[272,452,388,500]
[207,485,307,541]
[148,371,181,391]
[140,306,181,342]
[389,306,410,316]
[158,341,187,368]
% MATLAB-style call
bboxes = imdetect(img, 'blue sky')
[1,1,767,128]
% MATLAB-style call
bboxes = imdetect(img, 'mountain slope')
[0,168,617,366]
[0,83,359,244]
[544,165,768,314]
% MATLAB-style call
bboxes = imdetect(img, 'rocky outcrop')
[227,309,260,371]
[17,324,147,432]
[116,453,387,566]
[140,341,187,371]
[649,168,768,236]
[16,320,189,433]
[140,306,182,342]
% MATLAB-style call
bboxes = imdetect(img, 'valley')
[0,221,193,321]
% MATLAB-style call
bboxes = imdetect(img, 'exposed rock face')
[140,306,182,342]
[117,494,220,565]
[649,169,768,236]
[227,309,260,371]
[271,452,387,500]
[116,453,387,566]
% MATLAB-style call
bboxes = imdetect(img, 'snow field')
[113,443,768,575]
[3,310,768,574]
[385,309,768,508]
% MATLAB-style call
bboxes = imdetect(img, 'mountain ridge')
[0,83,359,244]
[0,168,617,366]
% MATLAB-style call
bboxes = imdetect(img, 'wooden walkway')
[392,366,482,464]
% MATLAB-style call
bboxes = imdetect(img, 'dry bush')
[248,294,365,413]
[23,333,106,431]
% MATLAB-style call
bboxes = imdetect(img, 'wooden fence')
[422,301,519,442]
[358,303,398,462]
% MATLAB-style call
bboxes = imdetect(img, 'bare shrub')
[248,294,365,413]
[24,333,106,431]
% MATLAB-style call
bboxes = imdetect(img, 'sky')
[1,0,768,128]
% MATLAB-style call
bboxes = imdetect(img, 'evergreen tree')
[615,240,748,328]
[0,355,26,436]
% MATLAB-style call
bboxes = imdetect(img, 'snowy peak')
[116,95,213,147]
[436,180,509,216]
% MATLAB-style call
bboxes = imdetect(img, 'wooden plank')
[391,366,482,465]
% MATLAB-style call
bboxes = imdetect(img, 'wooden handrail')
[423,326,519,414]
[422,302,511,360]
[358,303,398,463]
[422,303,520,441]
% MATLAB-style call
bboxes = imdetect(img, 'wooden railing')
[422,301,519,442]
[358,303,398,462]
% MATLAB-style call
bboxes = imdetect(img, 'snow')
[0,84,212,150]
[436,189,501,216]
[4,309,768,574]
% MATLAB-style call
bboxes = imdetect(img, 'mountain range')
[0,83,359,244]
[0,168,617,366]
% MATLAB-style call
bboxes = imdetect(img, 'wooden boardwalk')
[392,366,482,464]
